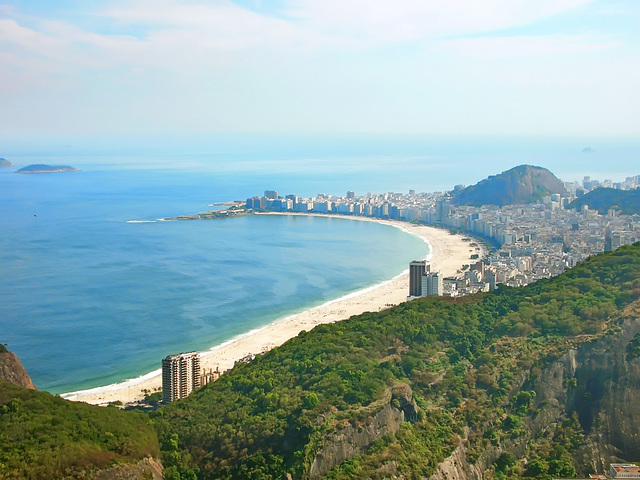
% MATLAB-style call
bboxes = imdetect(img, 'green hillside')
[154,243,640,479]
[3,244,640,479]
[0,382,159,479]
[568,187,640,215]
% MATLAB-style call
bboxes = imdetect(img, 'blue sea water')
[0,167,429,394]
[1,137,638,394]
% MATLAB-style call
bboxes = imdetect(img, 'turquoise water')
[0,168,428,394]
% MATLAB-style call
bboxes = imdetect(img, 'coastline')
[62,215,484,405]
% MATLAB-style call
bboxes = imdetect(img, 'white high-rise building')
[422,272,443,297]
[162,352,201,403]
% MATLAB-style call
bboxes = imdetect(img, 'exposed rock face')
[453,164,566,207]
[308,385,418,480]
[94,457,163,480]
[0,349,37,390]
[427,310,640,480]
[429,438,485,480]
[570,316,640,473]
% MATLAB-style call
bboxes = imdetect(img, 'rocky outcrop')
[569,316,640,473]
[426,308,640,480]
[0,347,36,390]
[308,385,418,480]
[429,433,486,480]
[94,457,163,480]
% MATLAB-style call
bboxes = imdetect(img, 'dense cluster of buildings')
[248,174,640,294]
[408,258,488,299]
[433,180,640,289]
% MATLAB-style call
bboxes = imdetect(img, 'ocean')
[1,137,637,394]
[0,166,430,394]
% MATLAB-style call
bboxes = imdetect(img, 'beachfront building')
[409,260,429,298]
[422,272,443,296]
[162,351,201,403]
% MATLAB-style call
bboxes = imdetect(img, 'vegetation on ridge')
[3,244,640,479]
[0,382,159,479]
[568,187,640,215]
[154,243,640,479]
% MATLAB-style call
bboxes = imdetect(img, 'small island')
[0,158,14,168]
[16,164,79,174]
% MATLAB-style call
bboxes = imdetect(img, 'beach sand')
[62,215,484,405]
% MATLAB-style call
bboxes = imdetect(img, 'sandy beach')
[62,215,484,405]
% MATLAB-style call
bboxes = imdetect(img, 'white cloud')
[0,0,637,137]
[443,34,621,59]
[0,0,605,73]
[284,0,598,44]
[99,0,299,50]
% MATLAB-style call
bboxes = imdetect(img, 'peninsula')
[0,158,14,167]
[16,164,79,174]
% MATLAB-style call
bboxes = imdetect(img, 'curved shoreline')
[62,215,482,404]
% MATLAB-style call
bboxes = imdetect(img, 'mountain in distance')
[0,343,36,390]
[452,164,566,207]
[568,187,640,215]
[16,164,79,174]
[0,158,14,167]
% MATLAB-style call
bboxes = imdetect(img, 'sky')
[1,0,639,141]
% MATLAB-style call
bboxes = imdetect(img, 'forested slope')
[154,243,640,480]
[0,382,159,479]
[568,187,640,215]
[3,244,640,479]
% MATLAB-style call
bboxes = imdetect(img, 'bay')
[0,168,428,394]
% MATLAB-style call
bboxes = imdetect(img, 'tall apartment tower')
[162,352,201,403]
[422,272,443,297]
[409,260,429,297]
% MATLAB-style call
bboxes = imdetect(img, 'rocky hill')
[452,164,566,206]
[568,187,640,215]
[0,344,36,390]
